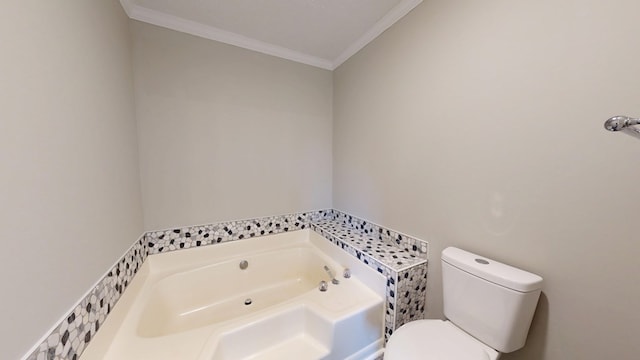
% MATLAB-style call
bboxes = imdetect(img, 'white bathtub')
[82,229,386,360]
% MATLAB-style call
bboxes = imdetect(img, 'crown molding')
[332,0,423,69]
[119,0,422,71]
[119,0,133,18]
[120,0,333,70]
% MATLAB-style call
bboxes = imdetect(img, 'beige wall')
[132,21,333,231]
[5,1,640,359]
[333,1,640,359]
[0,1,143,358]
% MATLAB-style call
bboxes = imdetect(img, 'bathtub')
[82,229,386,360]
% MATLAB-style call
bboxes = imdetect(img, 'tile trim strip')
[25,235,148,360]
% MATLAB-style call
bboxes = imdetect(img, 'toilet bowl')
[384,247,543,360]
[385,320,499,360]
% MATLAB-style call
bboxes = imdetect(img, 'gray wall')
[0,1,144,358]
[333,0,640,359]
[131,21,333,231]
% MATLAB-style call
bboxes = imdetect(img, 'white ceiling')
[120,0,422,70]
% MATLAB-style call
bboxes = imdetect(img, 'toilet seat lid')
[385,320,500,360]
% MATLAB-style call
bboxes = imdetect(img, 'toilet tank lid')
[442,247,543,293]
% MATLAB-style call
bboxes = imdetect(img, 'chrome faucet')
[319,280,328,292]
[323,265,340,285]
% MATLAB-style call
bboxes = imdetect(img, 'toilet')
[384,247,543,359]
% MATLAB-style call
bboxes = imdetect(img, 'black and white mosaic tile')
[26,236,147,360]
[395,265,428,328]
[321,209,428,259]
[24,209,428,359]
[308,223,401,340]
[310,216,428,343]
[311,220,426,272]
[145,211,326,255]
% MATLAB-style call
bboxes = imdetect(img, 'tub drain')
[244,298,252,306]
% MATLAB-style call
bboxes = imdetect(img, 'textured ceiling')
[120,0,422,70]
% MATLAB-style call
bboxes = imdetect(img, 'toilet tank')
[441,247,543,353]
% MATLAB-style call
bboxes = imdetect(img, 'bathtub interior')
[137,247,329,337]
[82,229,386,360]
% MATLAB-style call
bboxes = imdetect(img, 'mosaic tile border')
[24,209,428,359]
[310,221,428,342]
[311,220,425,272]
[145,211,327,255]
[395,265,428,329]
[326,209,428,258]
[26,236,147,360]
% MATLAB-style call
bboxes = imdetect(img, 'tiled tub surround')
[25,209,428,360]
[25,211,323,360]
[310,210,428,340]
[82,230,386,359]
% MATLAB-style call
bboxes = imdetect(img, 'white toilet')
[384,247,543,359]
